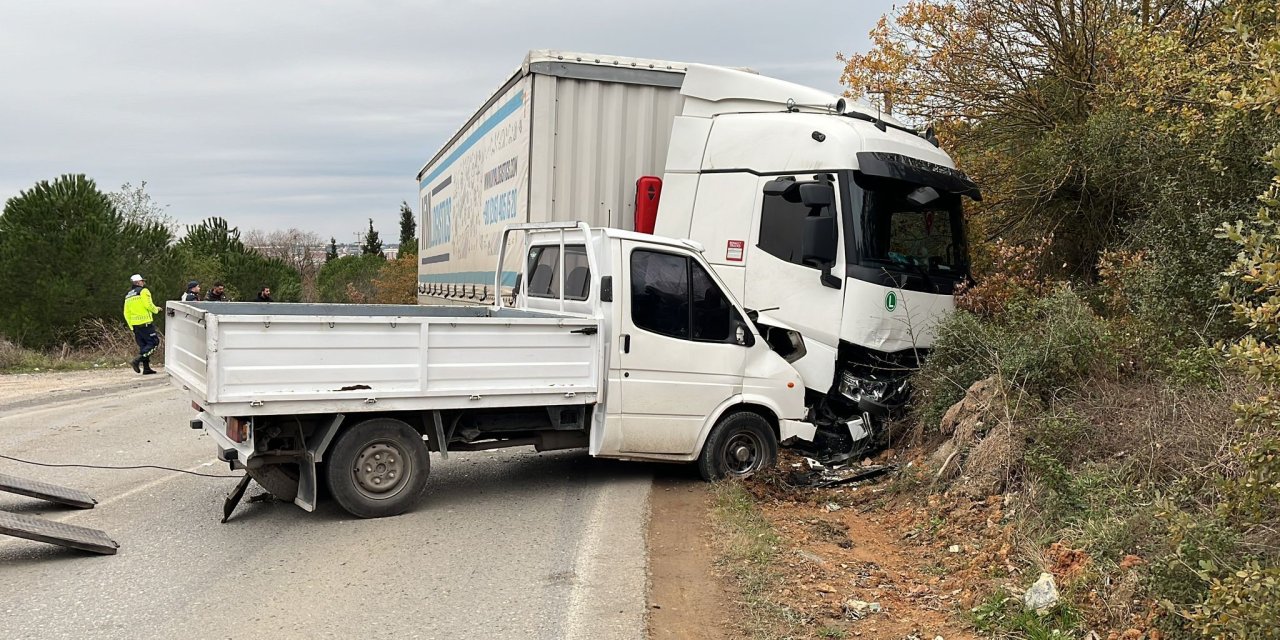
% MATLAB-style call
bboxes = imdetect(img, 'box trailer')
[415,51,686,297]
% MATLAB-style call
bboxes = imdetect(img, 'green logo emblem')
[885,290,898,312]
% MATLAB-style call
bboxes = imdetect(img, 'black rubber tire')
[326,418,430,518]
[697,411,779,481]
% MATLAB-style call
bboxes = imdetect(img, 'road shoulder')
[647,473,734,640]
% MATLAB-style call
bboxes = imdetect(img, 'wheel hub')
[353,442,407,495]
[722,432,762,476]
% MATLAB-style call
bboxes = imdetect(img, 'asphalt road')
[0,373,653,639]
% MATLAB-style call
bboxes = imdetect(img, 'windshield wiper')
[888,258,940,294]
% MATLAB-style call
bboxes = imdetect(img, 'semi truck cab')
[653,64,980,454]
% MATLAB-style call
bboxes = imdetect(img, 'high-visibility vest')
[123,286,160,327]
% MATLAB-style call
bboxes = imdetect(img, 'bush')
[914,287,1118,430]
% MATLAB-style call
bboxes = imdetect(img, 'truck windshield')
[856,173,965,276]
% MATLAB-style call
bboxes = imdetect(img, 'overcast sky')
[0,0,893,243]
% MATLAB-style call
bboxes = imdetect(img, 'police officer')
[123,273,161,375]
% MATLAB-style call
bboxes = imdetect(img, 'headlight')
[837,370,898,403]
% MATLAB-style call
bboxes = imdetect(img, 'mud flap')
[0,511,119,555]
[222,474,252,523]
[295,414,344,512]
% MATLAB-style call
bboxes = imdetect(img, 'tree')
[107,180,178,232]
[837,0,1273,314]
[361,218,384,258]
[326,237,339,263]
[244,228,323,301]
[0,175,179,348]
[176,217,301,302]
[372,256,418,304]
[317,254,384,303]
[397,201,417,258]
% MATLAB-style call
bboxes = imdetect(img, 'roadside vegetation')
[708,1,1280,638]
[0,172,420,368]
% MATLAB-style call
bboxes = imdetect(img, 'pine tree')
[361,219,384,258]
[398,201,417,258]
[0,174,178,348]
[326,237,339,263]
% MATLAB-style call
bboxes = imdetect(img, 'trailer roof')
[416,51,691,181]
[524,50,689,75]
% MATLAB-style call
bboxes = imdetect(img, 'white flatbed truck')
[167,223,814,518]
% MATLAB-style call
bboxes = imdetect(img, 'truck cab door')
[744,176,845,391]
[614,240,750,455]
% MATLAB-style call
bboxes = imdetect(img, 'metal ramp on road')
[0,473,118,555]
[0,473,98,509]
[0,511,119,555]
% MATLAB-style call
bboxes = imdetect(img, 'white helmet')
[130,274,144,283]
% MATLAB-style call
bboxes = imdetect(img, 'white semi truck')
[416,51,980,457]
[168,224,814,518]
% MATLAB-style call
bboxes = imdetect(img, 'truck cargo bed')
[165,301,601,416]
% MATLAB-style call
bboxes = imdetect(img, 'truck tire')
[326,418,430,518]
[697,411,778,481]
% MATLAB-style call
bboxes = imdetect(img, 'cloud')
[0,0,891,240]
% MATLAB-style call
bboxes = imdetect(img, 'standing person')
[206,282,228,302]
[181,280,201,302]
[255,285,273,302]
[122,274,160,375]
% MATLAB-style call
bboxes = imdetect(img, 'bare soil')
[647,473,736,640]
[752,487,984,639]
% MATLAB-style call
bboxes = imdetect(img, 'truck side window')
[631,250,690,339]
[526,245,591,301]
[758,179,832,269]
[631,250,736,343]
[691,262,732,341]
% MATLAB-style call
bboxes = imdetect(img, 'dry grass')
[1,318,147,373]
[1061,377,1258,484]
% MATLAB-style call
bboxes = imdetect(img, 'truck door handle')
[621,334,630,353]
[570,327,598,335]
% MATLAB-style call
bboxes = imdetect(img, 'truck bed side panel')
[425,322,597,392]
[216,321,423,399]
[163,302,603,414]
[165,305,210,399]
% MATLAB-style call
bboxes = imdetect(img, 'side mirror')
[799,183,834,208]
[801,215,837,266]
[734,318,756,347]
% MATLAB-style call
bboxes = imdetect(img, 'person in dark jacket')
[255,286,273,302]
[206,282,228,302]
[181,280,201,302]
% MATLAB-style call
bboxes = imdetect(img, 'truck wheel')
[697,411,778,481]
[326,418,430,518]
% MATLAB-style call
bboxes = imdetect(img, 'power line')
[0,454,242,479]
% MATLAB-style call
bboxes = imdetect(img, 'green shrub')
[914,287,1117,430]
